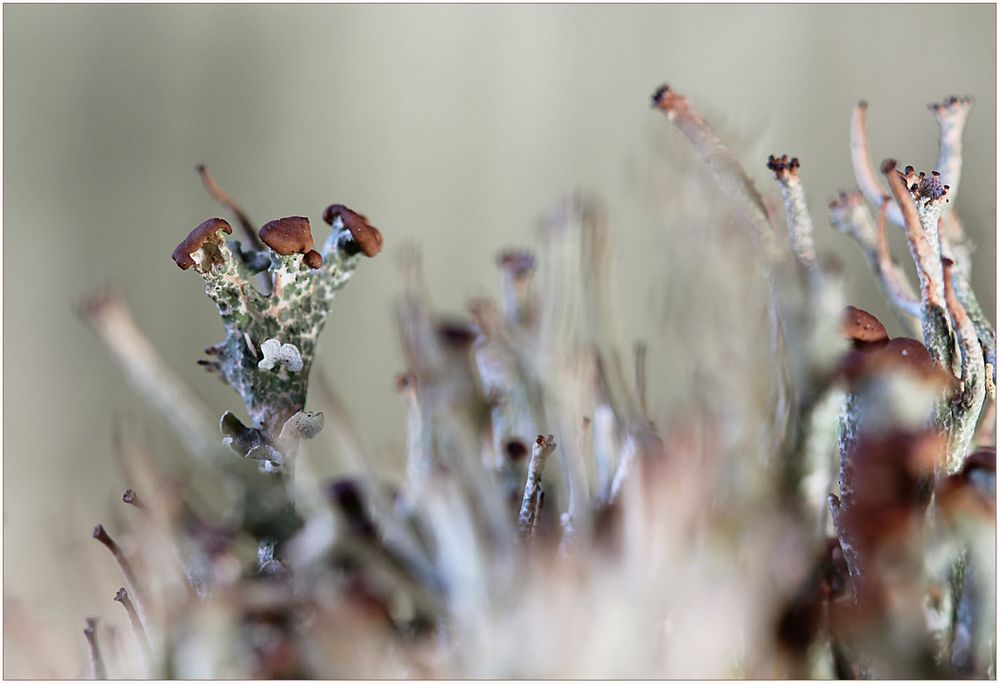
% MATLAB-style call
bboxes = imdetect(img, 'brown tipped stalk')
[196,163,263,249]
[121,489,147,513]
[651,84,780,264]
[881,160,953,367]
[874,197,921,317]
[92,524,146,620]
[114,587,151,660]
[83,618,107,680]
[518,434,557,538]
[497,250,537,327]
[767,154,818,276]
[850,101,904,227]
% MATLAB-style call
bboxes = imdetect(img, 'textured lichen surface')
[186,220,363,438]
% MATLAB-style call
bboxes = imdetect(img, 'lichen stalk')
[767,155,819,279]
[114,587,152,663]
[651,85,781,265]
[518,434,557,537]
[850,101,904,227]
[941,259,987,473]
[83,618,107,680]
[828,192,921,331]
[881,160,954,368]
[929,96,973,202]
[874,198,922,318]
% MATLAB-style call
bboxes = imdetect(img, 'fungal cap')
[323,203,384,257]
[172,218,233,270]
[876,337,948,384]
[842,305,889,348]
[258,216,314,256]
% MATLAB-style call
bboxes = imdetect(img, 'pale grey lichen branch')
[766,154,818,279]
[828,191,922,332]
[873,197,923,320]
[651,85,782,266]
[929,96,973,203]
[518,434,557,537]
[927,97,998,385]
[850,101,905,228]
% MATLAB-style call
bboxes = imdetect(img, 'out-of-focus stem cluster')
[71,88,994,680]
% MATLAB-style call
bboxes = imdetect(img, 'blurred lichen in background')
[30,81,989,679]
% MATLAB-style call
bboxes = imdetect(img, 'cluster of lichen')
[172,205,381,468]
[73,86,994,680]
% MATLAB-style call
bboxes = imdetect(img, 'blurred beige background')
[3,4,995,676]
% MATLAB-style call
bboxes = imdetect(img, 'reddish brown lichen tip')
[651,84,670,106]
[929,95,974,112]
[113,587,128,603]
[766,154,800,179]
[880,159,898,175]
[857,100,869,109]
[172,218,233,270]
[651,83,684,112]
[842,306,889,347]
[259,216,314,256]
[323,204,383,258]
[303,249,323,269]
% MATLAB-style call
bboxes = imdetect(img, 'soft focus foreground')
[7,81,990,679]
